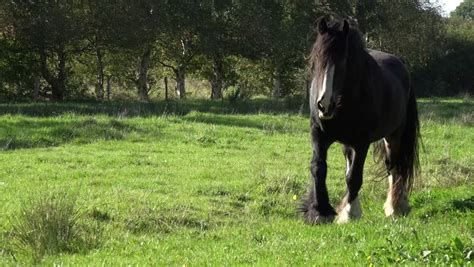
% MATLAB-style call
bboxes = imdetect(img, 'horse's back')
[367,49,411,140]
[369,49,410,97]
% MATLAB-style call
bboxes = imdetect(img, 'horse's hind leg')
[383,135,411,217]
[336,144,368,224]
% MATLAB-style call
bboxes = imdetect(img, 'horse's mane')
[307,20,366,79]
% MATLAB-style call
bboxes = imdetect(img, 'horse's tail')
[395,88,421,196]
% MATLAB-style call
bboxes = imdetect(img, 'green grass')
[0,98,472,265]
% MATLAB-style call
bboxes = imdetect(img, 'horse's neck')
[343,48,379,108]
[346,48,371,89]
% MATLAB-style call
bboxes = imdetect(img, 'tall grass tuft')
[10,191,101,262]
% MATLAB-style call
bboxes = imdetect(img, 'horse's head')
[310,17,350,120]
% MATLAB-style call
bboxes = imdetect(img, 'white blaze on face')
[317,62,335,117]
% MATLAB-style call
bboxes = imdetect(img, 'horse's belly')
[322,111,402,145]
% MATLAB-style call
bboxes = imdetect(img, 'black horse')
[302,17,420,224]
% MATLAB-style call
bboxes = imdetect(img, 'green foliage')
[0,1,472,99]
[451,0,474,19]
[231,57,272,99]
[0,36,38,99]
[414,15,474,96]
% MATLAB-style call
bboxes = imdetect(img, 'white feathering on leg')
[337,197,362,224]
[384,174,395,217]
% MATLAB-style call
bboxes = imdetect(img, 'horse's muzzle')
[319,112,334,120]
[317,101,335,120]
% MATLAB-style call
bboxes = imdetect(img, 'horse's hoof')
[304,208,336,224]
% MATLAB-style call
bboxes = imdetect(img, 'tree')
[266,0,318,98]
[154,1,204,99]
[0,0,465,100]
[437,11,474,95]
[82,1,115,100]
[451,0,474,19]
[107,1,162,102]
[197,0,235,100]
[0,34,38,99]
[6,1,87,100]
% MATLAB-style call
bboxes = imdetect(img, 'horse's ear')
[318,17,328,34]
[343,19,350,36]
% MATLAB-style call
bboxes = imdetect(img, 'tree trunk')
[210,55,224,100]
[175,66,186,99]
[137,46,151,102]
[39,46,66,100]
[272,65,282,99]
[305,79,310,101]
[106,75,112,100]
[33,76,40,100]
[50,80,64,100]
[96,48,105,100]
[54,47,67,100]
[164,77,169,101]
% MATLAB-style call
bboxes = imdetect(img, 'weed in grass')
[1,136,15,150]
[364,236,472,265]
[90,208,112,222]
[125,206,211,235]
[428,156,473,188]
[0,232,16,262]
[263,175,306,195]
[196,186,231,197]
[451,196,474,212]
[249,174,307,218]
[195,127,218,145]
[9,191,102,262]
[262,119,301,135]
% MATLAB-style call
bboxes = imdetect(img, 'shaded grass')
[0,117,142,150]
[0,98,471,151]
[0,98,307,117]
[418,98,473,126]
[0,97,471,121]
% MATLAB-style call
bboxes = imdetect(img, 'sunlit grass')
[0,98,472,265]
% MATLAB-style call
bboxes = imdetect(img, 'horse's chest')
[321,115,377,144]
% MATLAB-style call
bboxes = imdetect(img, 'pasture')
[0,98,472,265]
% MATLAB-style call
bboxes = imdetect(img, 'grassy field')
[0,98,472,265]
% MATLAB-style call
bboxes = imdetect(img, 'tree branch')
[157,60,177,72]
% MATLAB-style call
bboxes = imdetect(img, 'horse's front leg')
[336,143,369,224]
[302,131,335,224]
